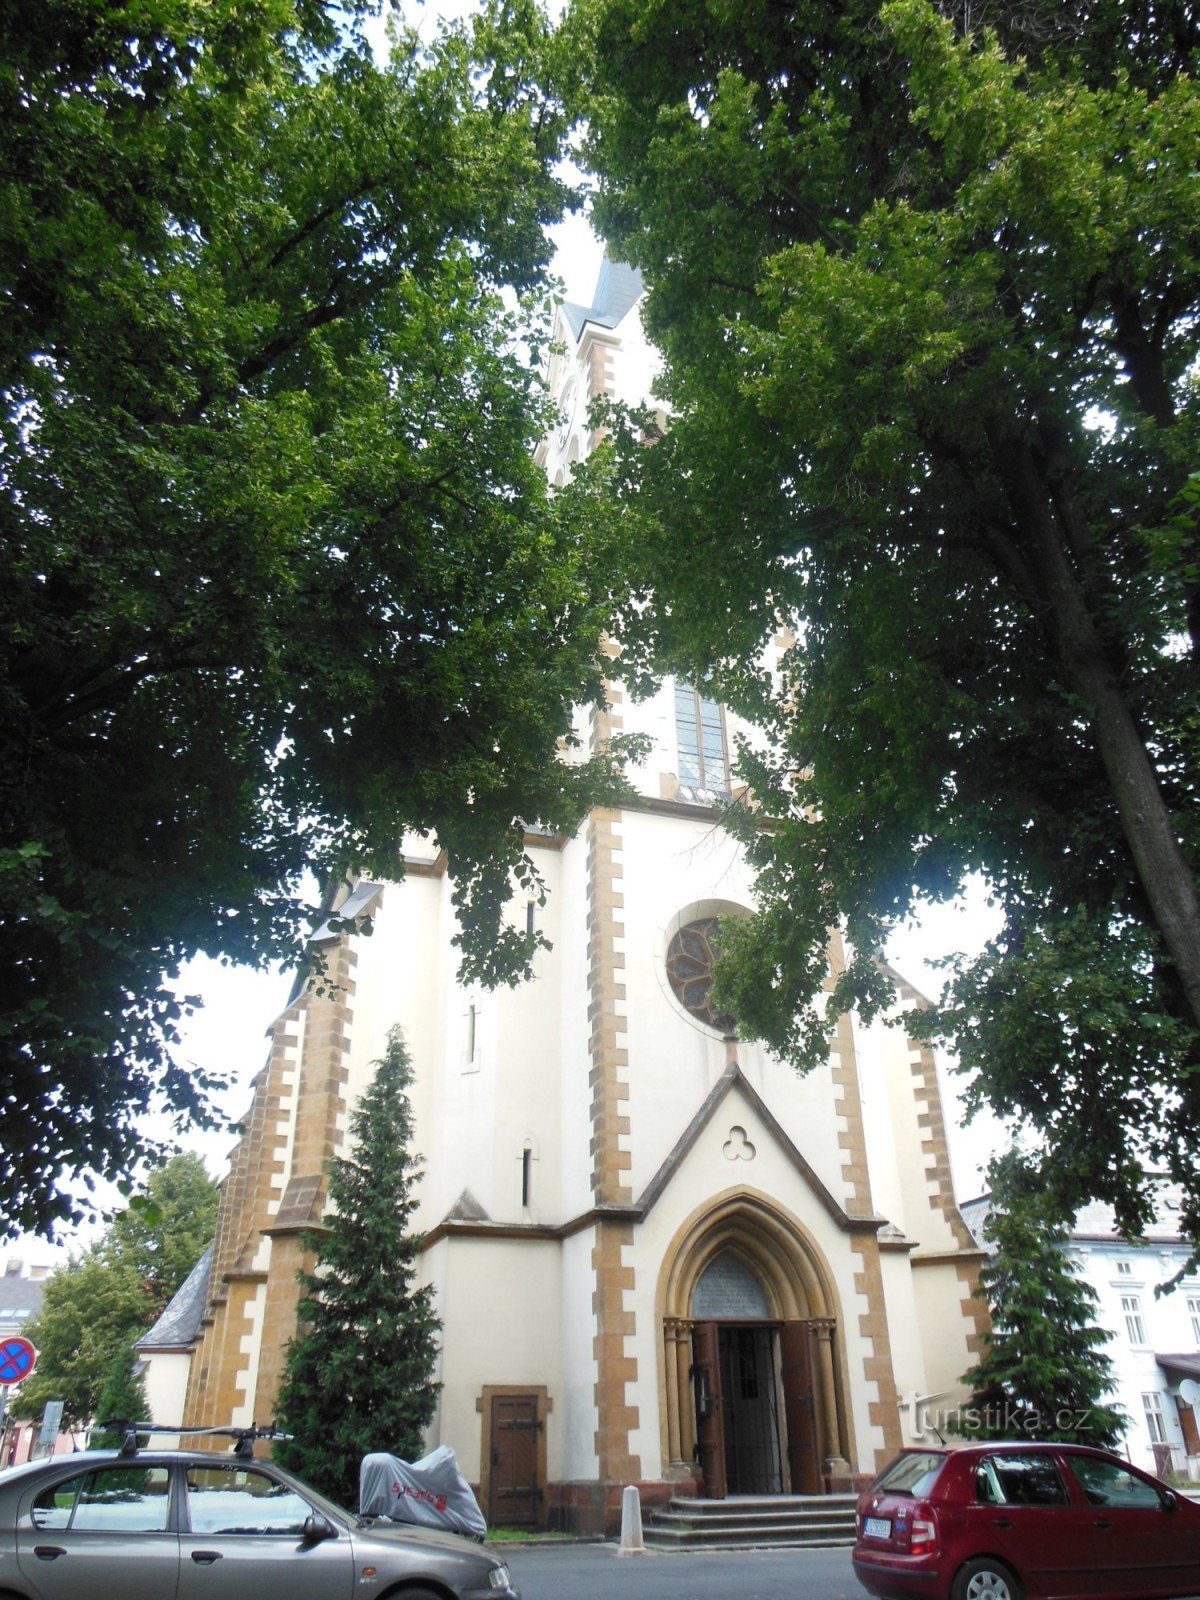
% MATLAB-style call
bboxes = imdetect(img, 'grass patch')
[487,1526,575,1543]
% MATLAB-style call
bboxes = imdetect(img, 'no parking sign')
[0,1337,37,1385]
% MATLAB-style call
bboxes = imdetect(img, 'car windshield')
[872,1452,945,1497]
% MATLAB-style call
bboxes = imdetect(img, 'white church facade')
[142,263,986,1533]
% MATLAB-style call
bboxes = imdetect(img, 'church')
[140,261,987,1534]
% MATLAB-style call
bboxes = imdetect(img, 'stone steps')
[644,1492,858,1550]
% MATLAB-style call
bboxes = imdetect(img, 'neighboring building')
[0,1242,72,1466]
[144,262,987,1532]
[0,1249,52,1338]
[961,1183,1200,1480]
[135,1244,214,1449]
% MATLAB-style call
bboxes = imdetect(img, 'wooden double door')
[691,1319,823,1498]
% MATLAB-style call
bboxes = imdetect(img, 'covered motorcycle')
[360,1446,488,1540]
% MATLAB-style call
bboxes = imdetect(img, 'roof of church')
[561,258,645,341]
[443,1188,490,1223]
[310,878,386,944]
[286,876,387,1005]
[137,1243,213,1351]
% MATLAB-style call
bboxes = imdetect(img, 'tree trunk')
[990,423,1200,1034]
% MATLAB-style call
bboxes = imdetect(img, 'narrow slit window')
[467,1002,476,1062]
[521,1144,532,1208]
[526,900,536,938]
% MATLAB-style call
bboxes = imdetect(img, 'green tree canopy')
[0,0,631,1235]
[105,1151,220,1324]
[569,0,1200,1252]
[275,1027,440,1506]
[12,1153,218,1428]
[959,1153,1125,1447]
[11,1250,149,1431]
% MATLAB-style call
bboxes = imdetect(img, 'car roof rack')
[204,1424,293,1461]
[97,1420,292,1460]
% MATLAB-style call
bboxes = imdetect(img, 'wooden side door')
[780,1320,822,1494]
[488,1394,539,1526]
[692,1320,726,1499]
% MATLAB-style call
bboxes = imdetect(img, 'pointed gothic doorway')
[691,1259,823,1496]
[659,1194,850,1498]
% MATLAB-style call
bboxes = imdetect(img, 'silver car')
[0,1443,519,1600]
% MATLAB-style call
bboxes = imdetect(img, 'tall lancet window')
[675,683,729,796]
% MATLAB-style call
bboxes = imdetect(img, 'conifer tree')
[960,1154,1125,1446]
[90,1341,151,1450]
[275,1028,440,1505]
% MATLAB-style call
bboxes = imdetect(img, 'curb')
[486,1537,610,1550]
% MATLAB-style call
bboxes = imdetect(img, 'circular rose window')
[665,917,736,1034]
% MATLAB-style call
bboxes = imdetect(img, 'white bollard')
[616,1483,646,1556]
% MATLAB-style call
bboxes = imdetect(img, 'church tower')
[153,261,986,1534]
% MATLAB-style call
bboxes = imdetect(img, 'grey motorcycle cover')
[359,1447,487,1539]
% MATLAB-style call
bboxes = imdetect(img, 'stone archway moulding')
[653,1185,855,1485]
[658,1186,839,1323]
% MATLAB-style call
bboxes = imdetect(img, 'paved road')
[505,1542,869,1600]
[504,1539,1200,1600]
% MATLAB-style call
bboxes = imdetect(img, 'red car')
[853,1442,1200,1600]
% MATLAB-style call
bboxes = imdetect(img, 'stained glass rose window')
[665,917,736,1033]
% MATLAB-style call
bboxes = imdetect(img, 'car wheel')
[950,1557,1025,1600]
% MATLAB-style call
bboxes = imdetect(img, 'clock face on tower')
[555,377,578,449]
[665,917,736,1034]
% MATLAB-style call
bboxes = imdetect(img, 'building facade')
[146,263,986,1531]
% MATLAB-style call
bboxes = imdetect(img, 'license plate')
[864,1516,892,1539]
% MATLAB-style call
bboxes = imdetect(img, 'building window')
[1142,1393,1167,1445]
[555,377,578,450]
[1188,1296,1200,1344]
[521,1143,533,1209]
[1121,1295,1147,1346]
[462,995,481,1073]
[675,683,729,797]
[526,900,536,938]
[1116,1260,1133,1276]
